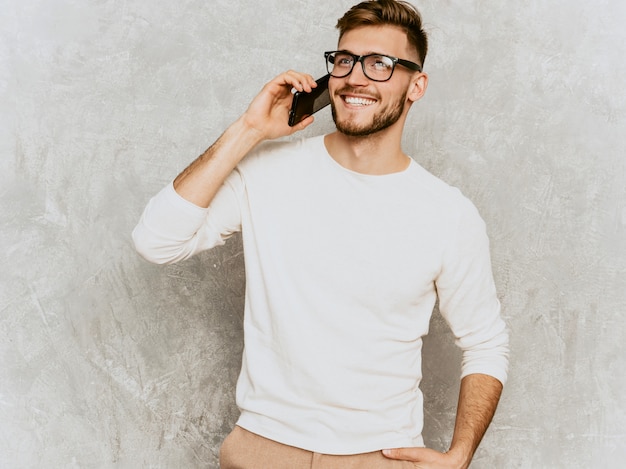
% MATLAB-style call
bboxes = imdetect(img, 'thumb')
[290,115,315,133]
[382,447,430,461]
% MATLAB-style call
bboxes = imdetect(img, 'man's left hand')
[382,447,467,469]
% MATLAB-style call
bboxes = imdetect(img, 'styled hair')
[336,0,428,67]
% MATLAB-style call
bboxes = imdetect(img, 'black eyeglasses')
[324,50,422,82]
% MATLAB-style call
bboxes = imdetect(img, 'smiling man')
[132,1,509,468]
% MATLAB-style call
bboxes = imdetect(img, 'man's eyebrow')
[337,49,389,56]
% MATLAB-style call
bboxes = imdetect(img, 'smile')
[343,96,376,106]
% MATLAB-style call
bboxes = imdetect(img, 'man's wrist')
[445,445,473,469]
[232,114,267,147]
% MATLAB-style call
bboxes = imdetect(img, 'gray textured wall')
[1,0,624,467]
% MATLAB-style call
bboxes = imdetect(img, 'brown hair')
[336,0,428,67]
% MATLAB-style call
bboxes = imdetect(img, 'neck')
[324,127,409,175]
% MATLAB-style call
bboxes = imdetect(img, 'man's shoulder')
[405,160,483,223]
[239,135,323,171]
[405,160,464,201]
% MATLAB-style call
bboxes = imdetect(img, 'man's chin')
[334,115,395,137]
[336,123,375,137]
[331,103,401,137]
[332,112,376,137]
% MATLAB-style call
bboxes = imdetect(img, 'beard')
[331,88,407,137]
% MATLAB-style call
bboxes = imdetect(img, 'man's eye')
[336,56,353,66]
[370,56,392,70]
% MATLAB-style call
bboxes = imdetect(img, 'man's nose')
[346,60,369,86]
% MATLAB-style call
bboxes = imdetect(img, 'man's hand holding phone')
[173,71,318,208]
[289,73,331,127]
[241,71,318,141]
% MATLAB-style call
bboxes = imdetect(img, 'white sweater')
[132,135,509,455]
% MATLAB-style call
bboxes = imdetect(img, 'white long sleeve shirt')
[132,135,509,454]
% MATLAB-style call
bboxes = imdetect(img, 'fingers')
[383,447,460,468]
[383,448,412,460]
[382,446,434,461]
[242,70,318,140]
[273,70,317,94]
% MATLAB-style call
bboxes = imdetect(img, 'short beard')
[331,89,407,137]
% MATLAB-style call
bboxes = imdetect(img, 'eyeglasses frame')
[324,50,422,82]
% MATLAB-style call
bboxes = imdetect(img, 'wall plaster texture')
[1,0,625,467]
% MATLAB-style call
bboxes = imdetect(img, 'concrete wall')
[1,0,624,467]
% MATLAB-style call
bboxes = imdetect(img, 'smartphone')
[288,74,331,127]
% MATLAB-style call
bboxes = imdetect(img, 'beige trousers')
[219,426,416,469]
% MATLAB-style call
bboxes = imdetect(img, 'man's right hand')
[241,70,318,141]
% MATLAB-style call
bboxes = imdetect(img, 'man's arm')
[132,71,317,263]
[382,197,508,467]
[447,374,503,466]
[173,70,318,208]
[383,373,503,469]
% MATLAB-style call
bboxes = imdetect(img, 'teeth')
[345,96,375,106]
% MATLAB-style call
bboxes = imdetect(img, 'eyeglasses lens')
[326,52,395,81]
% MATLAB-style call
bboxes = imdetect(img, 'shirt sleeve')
[131,171,244,264]
[435,196,510,385]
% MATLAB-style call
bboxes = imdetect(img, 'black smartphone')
[288,74,331,127]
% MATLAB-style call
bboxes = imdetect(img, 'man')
[133,1,509,467]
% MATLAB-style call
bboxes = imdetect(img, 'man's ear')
[407,72,428,103]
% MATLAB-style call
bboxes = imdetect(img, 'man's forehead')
[337,25,413,58]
